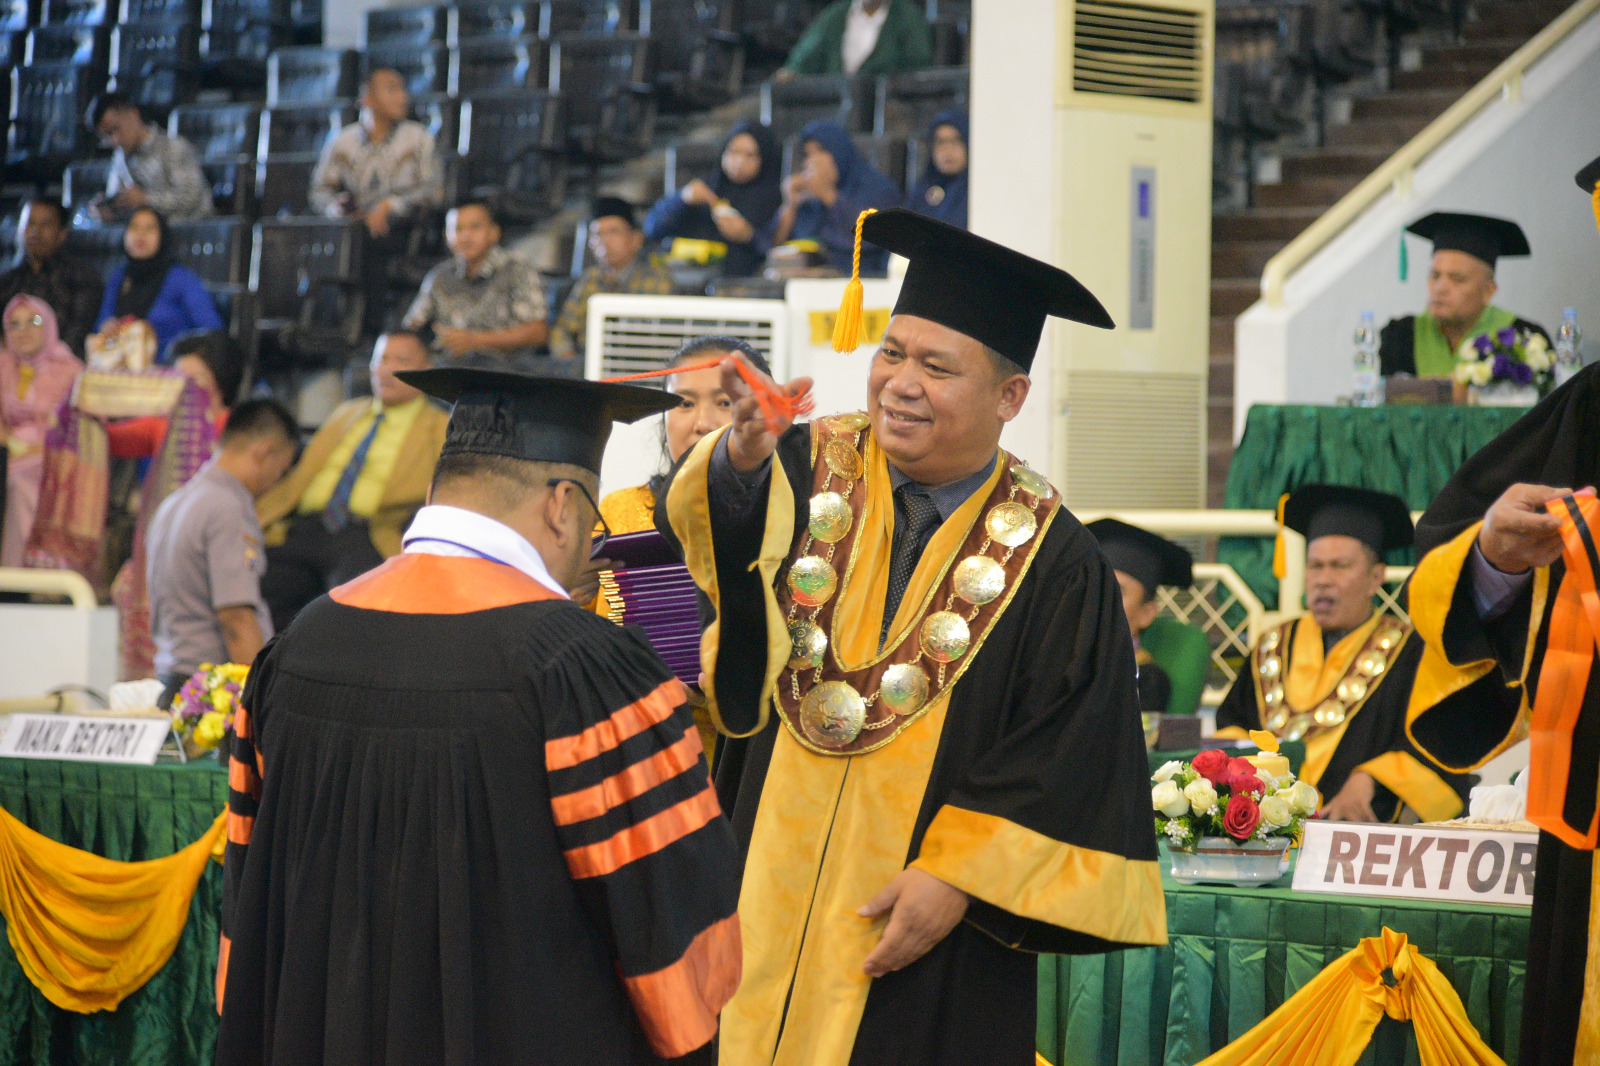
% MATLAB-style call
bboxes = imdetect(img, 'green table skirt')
[1038,853,1529,1066]
[0,757,228,1066]
[1221,404,1528,609]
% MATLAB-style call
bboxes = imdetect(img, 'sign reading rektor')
[0,714,171,765]
[1292,820,1536,907]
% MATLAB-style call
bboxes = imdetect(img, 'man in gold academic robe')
[1215,484,1469,822]
[658,209,1166,1066]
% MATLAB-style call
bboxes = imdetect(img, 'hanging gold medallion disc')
[921,611,971,663]
[1313,700,1347,727]
[879,663,930,716]
[1356,650,1388,678]
[787,618,828,670]
[788,556,838,607]
[823,439,864,482]
[985,502,1038,548]
[1010,464,1053,500]
[952,555,1006,605]
[1283,713,1313,742]
[832,412,871,431]
[1335,676,1368,703]
[799,681,867,747]
[1263,683,1284,707]
[809,491,853,543]
[1261,628,1282,653]
[1265,707,1290,731]
[1375,627,1404,651]
[1258,656,1281,681]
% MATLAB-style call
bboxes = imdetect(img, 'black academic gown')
[1214,616,1470,822]
[660,423,1166,1066]
[1407,364,1600,1066]
[216,552,742,1066]
[1137,655,1172,713]
[1378,314,1551,377]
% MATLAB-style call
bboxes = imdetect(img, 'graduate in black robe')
[1088,518,1193,714]
[1406,316,1600,1066]
[660,210,1166,1066]
[217,370,743,1066]
[1215,485,1470,822]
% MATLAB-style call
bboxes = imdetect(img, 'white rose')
[1525,348,1551,373]
[1525,333,1549,357]
[1287,780,1320,816]
[1182,778,1219,816]
[1256,769,1280,792]
[1152,780,1190,818]
[1152,760,1183,784]
[1457,338,1479,361]
[1258,794,1293,830]
[1453,362,1475,385]
[1471,360,1495,386]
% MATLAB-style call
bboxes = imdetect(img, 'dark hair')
[167,329,244,406]
[222,398,298,448]
[430,451,557,510]
[23,200,68,229]
[365,66,403,90]
[450,198,499,228]
[981,344,1028,381]
[88,91,139,128]
[670,335,772,378]
[380,328,433,356]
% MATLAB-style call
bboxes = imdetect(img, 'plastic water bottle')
[1555,308,1582,387]
[1352,311,1382,407]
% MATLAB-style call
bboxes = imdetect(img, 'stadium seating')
[549,32,652,159]
[873,66,967,137]
[364,42,453,98]
[452,35,546,94]
[662,139,722,193]
[258,101,351,156]
[457,89,565,220]
[254,155,318,217]
[109,20,202,116]
[62,156,112,212]
[640,0,744,107]
[8,63,98,168]
[760,74,871,140]
[266,44,357,105]
[170,101,261,161]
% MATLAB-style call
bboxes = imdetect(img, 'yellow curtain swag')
[1196,927,1505,1066]
[0,803,227,1012]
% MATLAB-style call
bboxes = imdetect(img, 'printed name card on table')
[0,714,170,765]
[1292,820,1535,907]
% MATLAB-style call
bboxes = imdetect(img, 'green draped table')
[1221,404,1530,609]
[1037,848,1529,1066]
[0,757,227,1066]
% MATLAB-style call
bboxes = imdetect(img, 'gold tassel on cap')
[831,208,878,353]
[1272,493,1290,580]
[1591,182,1599,236]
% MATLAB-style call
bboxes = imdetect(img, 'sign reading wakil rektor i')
[1293,820,1536,907]
[0,714,170,766]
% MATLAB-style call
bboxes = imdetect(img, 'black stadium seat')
[8,64,99,167]
[258,102,352,157]
[458,1,570,43]
[110,21,203,117]
[171,101,262,161]
[452,35,545,95]
[365,3,448,47]
[254,154,318,217]
[170,216,250,287]
[457,89,565,221]
[365,42,452,98]
[24,24,112,81]
[414,93,461,158]
[267,46,359,106]
[201,158,255,216]
[63,222,128,283]
[0,29,19,64]
[760,74,870,141]
[41,0,108,23]
[62,156,113,212]
[639,0,743,107]
[662,139,721,194]
[201,0,292,86]
[548,32,652,160]
[249,218,365,364]
[874,66,968,137]
[0,0,34,30]
[120,0,201,20]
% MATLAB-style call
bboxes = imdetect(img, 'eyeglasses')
[548,477,611,557]
[4,315,42,330]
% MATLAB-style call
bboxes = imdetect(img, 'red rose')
[1223,794,1262,841]
[1191,749,1231,784]
[1230,774,1265,798]
[1227,756,1256,780]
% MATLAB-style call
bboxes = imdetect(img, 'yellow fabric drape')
[0,803,227,1012]
[1196,927,1505,1066]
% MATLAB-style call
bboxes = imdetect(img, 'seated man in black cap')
[1380,211,1550,378]
[1215,484,1469,823]
[549,197,675,361]
[216,367,742,1065]
[1088,518,1193,713]
[660,208,1165,1066]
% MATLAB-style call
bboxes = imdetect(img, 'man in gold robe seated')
[1215,484,1469,822]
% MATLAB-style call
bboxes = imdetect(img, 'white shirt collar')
[401,505,570,600]
[843,1,890,75]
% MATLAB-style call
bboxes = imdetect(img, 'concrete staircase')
[1206,0,1574,506]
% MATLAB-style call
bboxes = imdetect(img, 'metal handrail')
[0,568,97,610]
[1260,0,1600,306]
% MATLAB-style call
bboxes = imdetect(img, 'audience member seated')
[0,201,105,356]
[93,208,225,359]
[645,122,783,278]
[1087,518,1193,713]
[778,0,933,78]
[89,93,215,224]
[106,330,240,460]
[257,331,446,632]
[0,296,86,567]
[906,109,968,230]
[768,121,899,276]
[550,197,675,361]
[147,399,298,703]
[402,201,549,362]
[1380,212,1549,379]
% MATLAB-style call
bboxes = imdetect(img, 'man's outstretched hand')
[719,356,812,474]
[1478,484,1583,573]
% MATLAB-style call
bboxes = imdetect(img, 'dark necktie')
[882,484,942,646]
[322,412,385,533]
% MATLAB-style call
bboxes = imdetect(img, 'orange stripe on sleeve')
[215,934,231,1014]
[233,707,251,740]
[563,786,722,879]
[623,913,742,1058]
[550,730,705,827]
[227,812,254,847]
[228,756,258,795]
[545,679,688,771]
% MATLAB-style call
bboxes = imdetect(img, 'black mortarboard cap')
[397,365,678,474]
[1576,155,1600,194]
[859,209,1113,371]
[1282,484,1414,554]
[1087,518,1193,597]
[592,195,638,229]
[1405,212,1530,270]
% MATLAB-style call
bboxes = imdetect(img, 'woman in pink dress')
[0,295,85,567]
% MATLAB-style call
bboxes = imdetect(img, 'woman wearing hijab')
[0,295,85,566]
[93,207,223,358]
[645,122,783,278]
[906,109,968,230]
[768,120,901,275]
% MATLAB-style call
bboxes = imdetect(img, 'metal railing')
[1260,0,1600,306]
[0,567,97,609]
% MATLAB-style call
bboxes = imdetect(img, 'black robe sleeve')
[1380,315,1417,377]
[220,634,283,1002]
[1137,660,1172,713]
[1213,668,1257,734]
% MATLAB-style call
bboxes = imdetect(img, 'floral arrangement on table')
[1452,327,1553,397]
[1151,736,1318,851]
[170,662,249,756]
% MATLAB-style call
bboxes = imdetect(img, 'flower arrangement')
[1151,739,1317,850]
[1453,327,1553,396]
[170,663,249,754]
